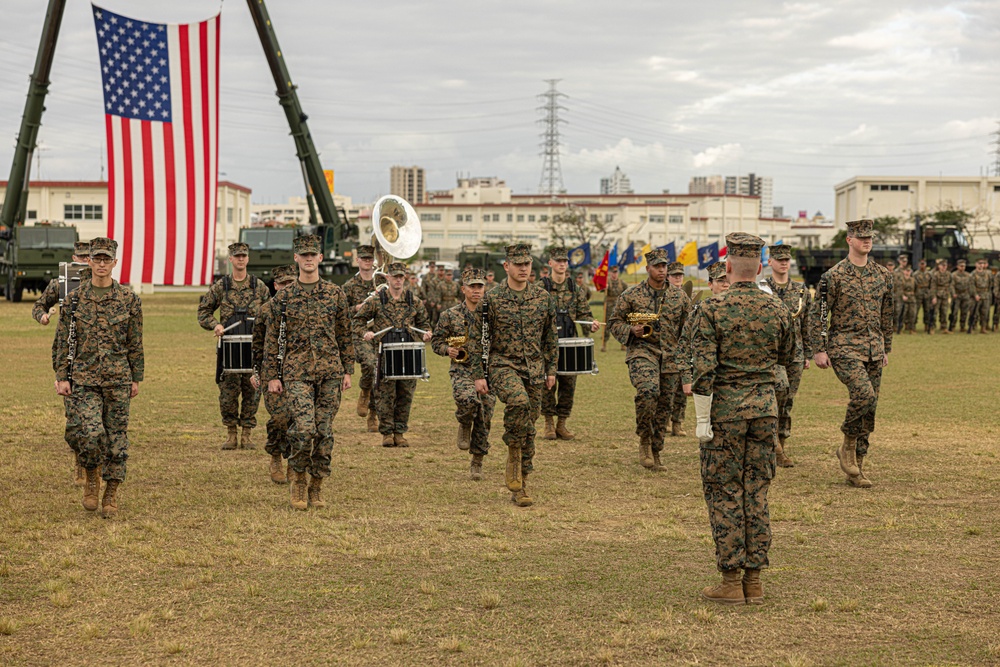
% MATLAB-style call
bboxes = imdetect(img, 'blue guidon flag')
[92,5,220,286]
[569,242,591,268]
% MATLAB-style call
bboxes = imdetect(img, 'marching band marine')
[762,244,813,468]
[808,219,893,488]
[484,271,500,293]
[354,262,432,448]
[601,264,627,352]
[929,258,952,334]
[969,259,992,333]
[407,272,424,301]
[540,247,601,442]
[470,243,558,507]
[251,264,298,484]
[993,269,1000,331]
[575,271,592,302]
[949,259,972,333]
[422,263,442,328]
[690,232,794,605]
[666,261,692,437]
[263,236,354,511]
[898,265,918,334]
[33,240,93,326]
[608,249,690,471]
[438,268,461,314]
[912,259,933,333]
[431,268,495,480]
[892,254,909,333]
[54,237,144,517]
[197,242,271,449]
[340,244,386,432]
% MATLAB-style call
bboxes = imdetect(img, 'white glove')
[693,393,714,444]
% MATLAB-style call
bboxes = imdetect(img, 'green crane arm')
[1,0,66,229]
[245,0,342,234]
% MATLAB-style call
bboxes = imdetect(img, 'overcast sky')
[1,0,997,217]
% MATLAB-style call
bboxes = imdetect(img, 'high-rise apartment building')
[600,166,634,195]
[390,165,427,204]
[688,175,725,194]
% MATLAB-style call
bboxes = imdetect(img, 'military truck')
[795,219,1000,285]
[238,217,357,291]
[1,223,78,302]
[456,244,546,282]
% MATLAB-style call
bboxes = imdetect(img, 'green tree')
[548,205,625,249]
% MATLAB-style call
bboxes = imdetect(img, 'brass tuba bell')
[627,312,659,338]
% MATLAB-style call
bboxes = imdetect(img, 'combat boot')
[470,454,484,481]
[849,455,873,488]
[457,422,472,451]
[240,427,255,449]
[289,469,308,511]
[308,476,326,508]
[555,417,575,440]
[505,445,523,491]
[101,480,120,518]
[943,328,952,335]
[702,569,745,605]
[381,433,395,447]
[775,436,794,468]
[82,468,101,511]
[367,412,378,433]
[742,568,763,605]
[981,325,988,334]
[393,433,409,448]
[651,450,666,472]
[671,421,687,437]
[221,426,238,450]
[269,454,287,484]
[639,436,654,469]
[356,389,369,417]
[837,435,860,477]
[543,416,556,440]
[74,454,86,487]
[600,342,607,352]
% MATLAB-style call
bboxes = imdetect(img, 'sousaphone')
[360,195,422,303]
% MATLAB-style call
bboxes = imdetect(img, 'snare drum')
[557,337,596,375]
[382,341,428,380]
[220,334,254,374]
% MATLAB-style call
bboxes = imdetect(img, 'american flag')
[92,5,220,286]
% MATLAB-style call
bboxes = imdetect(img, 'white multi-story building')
[600,166,634,195]
[689,175,725,195]
[692,173,774,218]
[251,194,360,226]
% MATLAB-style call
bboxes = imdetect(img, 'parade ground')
[1,293,997,666]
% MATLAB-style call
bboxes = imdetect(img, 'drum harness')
[542,276,578,339]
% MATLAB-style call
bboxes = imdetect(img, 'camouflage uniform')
[994,271,1000,330]
[808,221,893,462]
[762,263,813,443]
[692,232,794,576]
[929,263,952,332]
[262,263,355,479]
[432,299,494,458]
[969,265,992,332]
[354,268,430,438]
[54,246,144,484]
[608,252,689,454]
[540,260,592,421]
[422,272,441,327]
[667,263,691,429]
[898,272,918,332]
[485,279,501,294]
[949,265,972,332]
[197,266,271,429]
[602,274,627,345]
[252,265,297,461]
[437,276,460,320]
[469,249,558,479]
[341,261,386,412]
[912,265,933,331]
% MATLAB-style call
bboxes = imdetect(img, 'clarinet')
[276,299,287,383]
[66,314,77,387]
[818,276,829,343]
[480,296,491,377]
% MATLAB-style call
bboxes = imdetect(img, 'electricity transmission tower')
[538,79,567,197]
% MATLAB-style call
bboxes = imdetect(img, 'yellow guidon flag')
[677,241,698,267]
[627,244,652,274]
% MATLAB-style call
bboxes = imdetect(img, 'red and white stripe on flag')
[93,5,220,286]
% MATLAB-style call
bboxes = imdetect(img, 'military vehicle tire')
[8,274,22,302]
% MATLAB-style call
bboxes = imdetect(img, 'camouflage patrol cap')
[768,244,793,260]
[936,258,948,266]
[387,261,407,276]
[845,219,875,238]
[272,264,297,283]
[505,243,533,264]
[645,248,669,266]
[725,232,765,258]
[228,242,250,256]
[547,246,569,261]
[355,244,376,259]
[707,262,727,281]
[666,261,685,275]
[293,234,322,254]
[462,268,487,286]
[74,241,91,255]
[89,237,118,258]
[956,258,967,266]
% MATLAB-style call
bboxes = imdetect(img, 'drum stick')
[409,326,431,336]
[574,320,605,327]
[221,320,244,333]
[373,326,394,337]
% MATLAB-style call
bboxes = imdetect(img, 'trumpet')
[447,335,469,363]
[627,312,659,338]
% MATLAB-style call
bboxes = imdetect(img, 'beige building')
[0,179,252,273]
[251,194,361,226]
[834,175,1000,249]
[358,177,790,262]
[390,165,427,205]
[787,211,837,249]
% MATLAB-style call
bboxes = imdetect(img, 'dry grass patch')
[0,618,19,636]
[388,628,411,645]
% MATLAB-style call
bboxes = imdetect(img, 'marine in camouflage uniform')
[898,267,917,333]
[197,242,271,448]
[808,219,893,488]
[666,261,692,436]
[912,260,933,333]
[691,232,794,605]
[994,270,1000,331]
[929,259,952,333]
[251,264,298,484]
[54,237,143,517]
[608,249,689,471]
[602,265,627,351]
[969,259,992,333]
[438,271,461,313]
[540,247,599,441]
[422,265,442,328]
[431,268,495,480]
[354,262,431,447]
[762,244,813,468]
[484,272,500,293]
[263,235,354,510]
[469,243,558,507]
[892,254,910,333]
[949,259,972,333]
[341,244,386,430]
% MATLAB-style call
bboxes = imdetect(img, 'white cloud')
[692,143,743,169]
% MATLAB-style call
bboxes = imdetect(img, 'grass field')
[1,292,998,666]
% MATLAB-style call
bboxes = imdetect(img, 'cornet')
[627,312,659,338]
